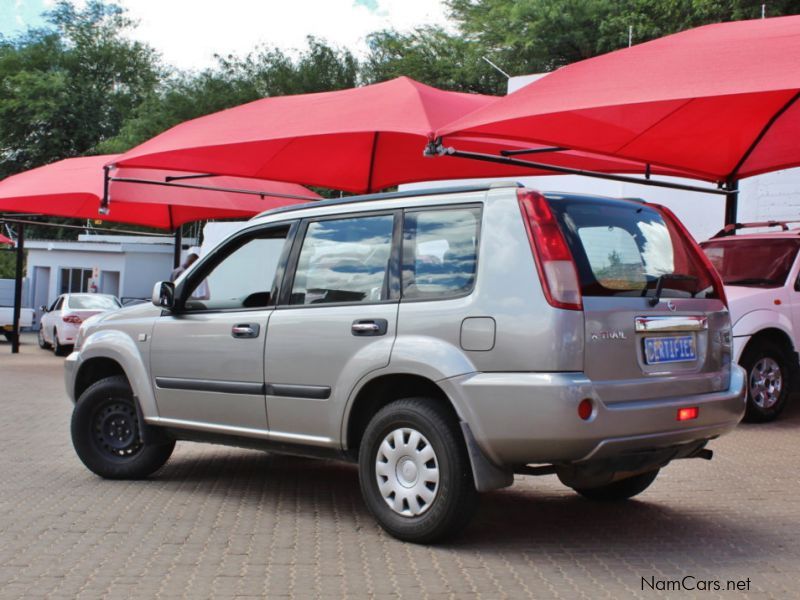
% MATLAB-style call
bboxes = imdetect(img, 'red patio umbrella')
[437,16,800,183]
[0,233,12,245]
[110,76,689,193]
[0,154,318,229]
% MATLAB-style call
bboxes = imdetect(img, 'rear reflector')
[677,407,699,421]
[518,190,582,310]
[577,398,593,420]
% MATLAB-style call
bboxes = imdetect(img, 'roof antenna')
[482,56,510,79]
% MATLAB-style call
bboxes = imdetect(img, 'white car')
[39,294,121,355]
[701,222,800,422]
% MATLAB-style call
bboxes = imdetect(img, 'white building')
[24,234,180,325]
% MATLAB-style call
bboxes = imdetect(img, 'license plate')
[644,335,696,365]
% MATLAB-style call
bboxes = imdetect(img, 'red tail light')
[62,314,83,324]
[677,407,699,421]
[658,204,728,309]
[518,189,582,311]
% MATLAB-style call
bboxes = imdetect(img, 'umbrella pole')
[11,223,24,354]
[173,227,182,269]
[724,178,738,226]
[433,145,730,197]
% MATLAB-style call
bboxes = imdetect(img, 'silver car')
[65,184,745,543]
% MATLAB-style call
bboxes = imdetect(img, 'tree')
[101,37,358,153]
[446,0,800,77]
[363,27,505,94]
[0,1,159,178]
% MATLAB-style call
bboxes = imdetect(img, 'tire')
[740,340,792,423]
[38,328,51,349]
[53,328,69,356]
[573,469,659,502]
[71,375,175,479]
[358,398,477,544]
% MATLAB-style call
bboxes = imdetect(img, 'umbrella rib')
[109,176,320,202]
[729,90,800,179]
[612,98,695,158]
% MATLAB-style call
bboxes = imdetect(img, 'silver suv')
[65,184,746,543]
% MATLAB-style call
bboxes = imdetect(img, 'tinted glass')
[67,295,121,310]
[702,238,800,287]
[185,232,288,311]
[402,207,480,299]
[290,215,394,305]
[549,197,717,299]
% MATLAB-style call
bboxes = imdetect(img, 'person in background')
[170,248,200,282]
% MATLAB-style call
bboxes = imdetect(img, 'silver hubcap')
[375,427,439,517]
[749,357,783,409]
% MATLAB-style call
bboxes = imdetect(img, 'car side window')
[402,206,481,300]
[183,226,291,312]
[54,297,65,310]
[290,214,395,305]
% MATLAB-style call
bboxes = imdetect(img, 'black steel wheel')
[71,375,174,479]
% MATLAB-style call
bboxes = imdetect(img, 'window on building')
[60,268,92,294]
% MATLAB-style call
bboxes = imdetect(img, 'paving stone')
[1,335,798,599]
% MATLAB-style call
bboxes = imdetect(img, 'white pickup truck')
[0,305,34,341]
[701,222,800,422]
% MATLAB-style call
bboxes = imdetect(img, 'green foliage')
[0,249,21,279]
[100,37,358,153]
[445,0,800,78]
[363,27,505,94]
[0,1,158,178]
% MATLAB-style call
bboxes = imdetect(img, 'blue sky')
[0,1,449,69]
[0,0,51,37]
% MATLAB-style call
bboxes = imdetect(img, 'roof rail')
[710,220,800,238]
[253,183,522,219]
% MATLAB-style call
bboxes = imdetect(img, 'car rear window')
[67,295,121,310]
[547,196,718,300]
[701,238,800,287]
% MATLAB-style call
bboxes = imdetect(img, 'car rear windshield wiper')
[725,277,780,286]
[646,273,699,306]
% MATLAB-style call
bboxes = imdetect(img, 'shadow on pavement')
[108,446,786,566]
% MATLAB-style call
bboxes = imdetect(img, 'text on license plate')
[644,335,696,365]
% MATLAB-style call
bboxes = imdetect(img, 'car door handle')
[231,323,260,338]
[351,319,388,336]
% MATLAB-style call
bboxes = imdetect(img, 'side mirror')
[152,281,175,309]
[39,305,47,312]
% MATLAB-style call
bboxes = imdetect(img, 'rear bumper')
[440,365,746,467]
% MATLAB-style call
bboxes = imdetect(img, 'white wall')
[120,251,173,299]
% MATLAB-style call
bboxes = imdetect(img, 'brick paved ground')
[1,334,798,599]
